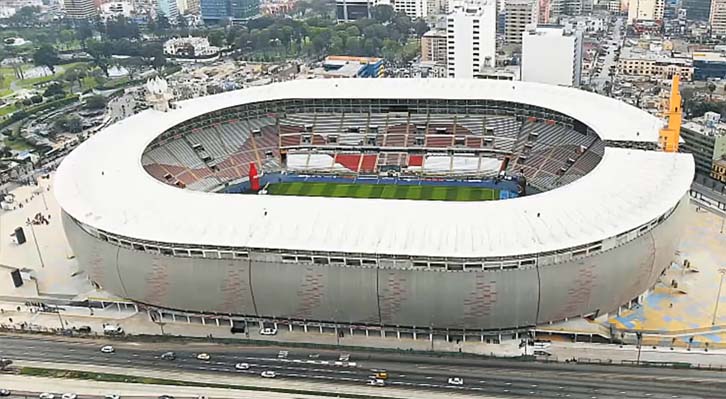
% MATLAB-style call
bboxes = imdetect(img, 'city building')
[693,52,726,80]
[421,28,448,65]
[617,47,693,81]
[184,0,201,14]
[627,0,664,23]
[521,25,582,86]
[682,0,711,21]
[317,56,384,78]
[157,0,179,19]
[538,0,550,23]
[504,0,538,45]
[164,36,221,58]
[548,0,592,20]
[446,0,497,78]
[427,0,447,15]
[391,0,428,18]
[261,0,296,15]
[680,114,726,175]
[63,0,98,19]
[99,1,133,18]
[711,0,726,36]
[560,15,607,33]
[336,0,374,21]
[200,0,259,21]
[711,158,726,182]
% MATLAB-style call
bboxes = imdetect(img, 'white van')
[103,324,124,335]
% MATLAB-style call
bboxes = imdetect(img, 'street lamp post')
[27,222,45,268]
[636,332,643,366]
[711,268,726,326]
[40,189,48,211]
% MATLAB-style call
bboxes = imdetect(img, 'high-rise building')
[63,0,98,19]
[391,0,428,18]
[504,0,538,44]
[200,0,258,21]
[336,0,374,21]
[446,0,497,78]
[538,0,550,23]
[711,0,726,36]
[521,25,582,86]
[186,0,201,15]
[627,0,664,22]
[421,28,447,64]
[548,0,592,20]
[157,0,179,20]
[682,0,711,21]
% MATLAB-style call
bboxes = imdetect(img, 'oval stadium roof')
[54,79,695,258]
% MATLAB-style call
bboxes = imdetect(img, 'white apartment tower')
[711,0,726,37]
[63,0,98,19]
[446,0,497,79]
[627,0,664,23]
[521,25,583,86]
[505,0,538,44]
[391,0,428,18]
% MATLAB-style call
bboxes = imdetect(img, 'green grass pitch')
[265,182,498,201]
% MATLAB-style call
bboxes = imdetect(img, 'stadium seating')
[143,112,604,191]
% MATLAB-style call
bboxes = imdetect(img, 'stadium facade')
[55,79,694,333]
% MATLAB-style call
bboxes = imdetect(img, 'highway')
[0,334,724,398]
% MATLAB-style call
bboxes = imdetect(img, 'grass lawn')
[0,62,90,92]
[0,103,18,117]
[266,182,498,201]
[5,135,34,151]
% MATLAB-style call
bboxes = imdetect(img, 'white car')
[100,345,115,353]
[260,327,277,336]
[39,394,55,399]
[235,362,250,370]
[196,353,211,361]
[261,370,277,378]
[368,379,385,387]
[104,395,121,399]
[448,377,464,385]
[62,394,77,399]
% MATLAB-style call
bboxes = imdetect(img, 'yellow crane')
[659,75,682,152]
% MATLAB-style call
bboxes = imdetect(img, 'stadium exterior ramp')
[55,79,694,332]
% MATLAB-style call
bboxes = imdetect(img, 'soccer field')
[265,182,499,201]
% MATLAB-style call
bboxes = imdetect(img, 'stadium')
[55,79,694,335]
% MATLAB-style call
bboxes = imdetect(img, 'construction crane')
[659,75,682,152]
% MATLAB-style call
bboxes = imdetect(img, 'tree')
[152,52,167,70]
[208,30,226,47]
[87,40,112,76]
[372,5,395,24]
[84,95,107,110]
[155,14,171,32]
[64,69,79,92]
[33,44,59,73]
[106,16,140,40]
[43,82,66,98]
[75,22,94,49]
[708,82,717,100]
[413,18,429,37]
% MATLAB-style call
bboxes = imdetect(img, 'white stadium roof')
[54,79,694,258]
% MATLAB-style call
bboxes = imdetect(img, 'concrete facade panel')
[62,196,688,330]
